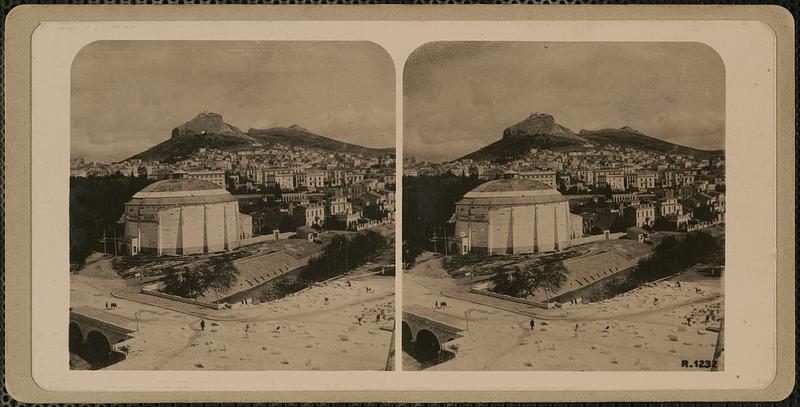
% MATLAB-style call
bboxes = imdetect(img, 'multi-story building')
[292,203,325,227]
[636,172,657,190]
[623,204,656,228]
[281,192,308,204]
[597,173,626,192]
[272,173,295,191]
[327,196,352,217]
[305,171,326,189]
[186,170,226,188]
[516,170,557,189]
[657,197,682,217]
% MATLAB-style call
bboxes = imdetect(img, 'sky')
[71,41,395,162]
[404,42,725,163]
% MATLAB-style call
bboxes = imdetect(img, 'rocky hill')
[577,126,720,157]
[128,112,393,163]
[247,125,394,158]
[459,113,721,162]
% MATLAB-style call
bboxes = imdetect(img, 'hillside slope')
[128,112,393,163]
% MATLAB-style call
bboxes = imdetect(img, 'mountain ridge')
[458,113,722,162]
[128,112,394,163]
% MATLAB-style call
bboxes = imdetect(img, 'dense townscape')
[71,113,397,241]
[405,115,725,240]
[69,112,396,371]
[401,112,725,371]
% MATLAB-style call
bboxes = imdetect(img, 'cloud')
[404,42,725,161]
[71,41,395,161]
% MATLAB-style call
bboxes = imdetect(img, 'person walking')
[574,322,579,338]
[200,319,205,331]
[105,302,109,310]
[529,319,536,330]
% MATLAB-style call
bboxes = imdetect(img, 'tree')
[532,261,569,295]
[490,262,568,298]
[278,215,296,232]
[161,268,207,299]
[301,230,388,282]
[490,268,521,297]
[206,262,240,303]
[633,231,720,282]
[70,174,155,265]
[161,262,240,300]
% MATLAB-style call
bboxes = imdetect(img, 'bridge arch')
[86,330,112,364]
[401,321,413,351]
[69,322,83,353]
[414,329,441,362]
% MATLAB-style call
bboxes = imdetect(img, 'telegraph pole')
[442,226,447,257]
[112,226,118,257]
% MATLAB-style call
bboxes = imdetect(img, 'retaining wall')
[469,285,550,309]
[241,232,296,246]
[569,232,625,247]
[140,287,224,310]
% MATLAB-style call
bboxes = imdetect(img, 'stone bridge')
[69,307,136,365]
[402,305,465,362]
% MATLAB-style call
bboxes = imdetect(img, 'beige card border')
[5,5,795,403]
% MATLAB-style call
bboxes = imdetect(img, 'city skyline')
[404,42,725,163]
[71,41,396,162]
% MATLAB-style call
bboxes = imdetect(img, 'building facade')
[121,178,249,256]
[186,170,226,188]
[454,178,572,255]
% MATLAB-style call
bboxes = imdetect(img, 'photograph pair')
[69,40,724,373]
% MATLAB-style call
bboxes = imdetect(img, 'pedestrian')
[529,319,535,330]
[105,302,109,310]
[435,301,439,309]
[574,322,579,338]
[200,319,205,331]
[245,323,249,333]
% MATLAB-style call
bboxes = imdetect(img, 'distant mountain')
[458,113,721,162]
[247,125,394,158]
[502,112,585,142]
[128,112,393,163]
[578,126,721,157]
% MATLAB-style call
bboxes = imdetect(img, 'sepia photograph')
[402,42,726,371]
[68,41,397,371]
[6,6,792,401]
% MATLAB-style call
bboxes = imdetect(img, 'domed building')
[453,176,579,255]
[120,177,250,256]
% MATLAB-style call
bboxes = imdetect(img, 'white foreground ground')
[403,252,723,371]
[71,253,394,370]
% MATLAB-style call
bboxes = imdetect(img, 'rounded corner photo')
[402,41,725,372]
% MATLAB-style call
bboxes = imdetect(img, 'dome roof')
[459,179,567,205]
[128,178,235,206]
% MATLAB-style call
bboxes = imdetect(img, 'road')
[403,251,724,371]
[71,251,395,371]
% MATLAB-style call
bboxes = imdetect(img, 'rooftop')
[458,179,567,205]
[128,178,235,206]
[139,178,224,193]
